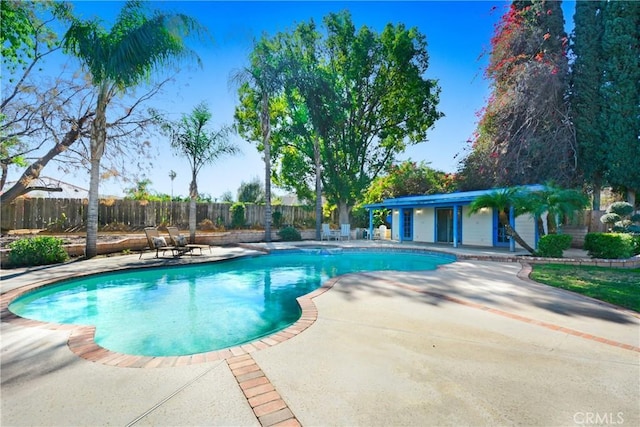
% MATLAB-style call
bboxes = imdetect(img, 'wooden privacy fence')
[1,198,315,231]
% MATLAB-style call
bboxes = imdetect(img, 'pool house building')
[364,185,545,252]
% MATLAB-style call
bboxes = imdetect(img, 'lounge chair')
[142,227,180,258]
[166,226,211,255]
[321,223,340,241]
[340,223,351,240]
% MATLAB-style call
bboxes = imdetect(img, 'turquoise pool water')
[9,250,454,357]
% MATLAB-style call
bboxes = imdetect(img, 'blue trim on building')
[364,185,545,210]
[364,185,544,248]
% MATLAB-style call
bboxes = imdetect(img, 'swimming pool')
[9,250,454,357]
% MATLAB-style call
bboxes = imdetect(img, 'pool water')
[9,251,453,357]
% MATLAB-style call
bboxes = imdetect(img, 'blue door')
[493,208,510,247]
[402,209,413,241]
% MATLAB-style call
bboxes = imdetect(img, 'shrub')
[278,226,301,241]
[350,206,369,228]
[8,236,68,267]
[272,211,283,229]
[536,234,572,258]
[199,218,216,231]
[583,233,634,259]
[600,202,638,233]
[230,202,246,229]
[632,234,640,256]
[608,201,634,217]
[600,212,620,226]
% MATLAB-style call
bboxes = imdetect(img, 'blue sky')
[15,1,576,200]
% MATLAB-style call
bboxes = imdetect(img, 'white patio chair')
[321,223,339,240]
[340,223,351,240]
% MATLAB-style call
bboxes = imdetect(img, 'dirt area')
[0,230,144,249]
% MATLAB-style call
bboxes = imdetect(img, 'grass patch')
[530,264,640,312]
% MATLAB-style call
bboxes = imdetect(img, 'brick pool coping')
[0,271,336,369]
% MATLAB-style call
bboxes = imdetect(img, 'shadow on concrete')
[325,263,638,326]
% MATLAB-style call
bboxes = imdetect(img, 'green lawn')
[530,264,640,312]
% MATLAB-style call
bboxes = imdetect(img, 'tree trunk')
[264,148,272,242]
[338,200,350,226]
[314,134,322,240]
[262,92,272,243]
[85,86,108,259]
[628,189,637,212]
[1,162,7,192]
[0,113,93,204]
[504,223,536,254]
[86,157,101,258]
[546,214,558,235]
[536,217,546,238]
[592,183,602,211]
[189,175,197,243]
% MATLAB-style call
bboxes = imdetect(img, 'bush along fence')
[1,198,316,231]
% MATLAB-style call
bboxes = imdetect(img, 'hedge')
[583,233,635,259]
[536,234,572,258]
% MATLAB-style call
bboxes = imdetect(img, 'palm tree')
[523,183,590,236]
[231,35,286,243]
[63,1,206,258]
[168,170,176,224]
[468,187,536,254]
[161,102,239,243]
[169,170,176,198]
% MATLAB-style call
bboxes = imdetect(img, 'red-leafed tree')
[458,1,577,189]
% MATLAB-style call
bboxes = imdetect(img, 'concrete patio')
[1,242,638,426]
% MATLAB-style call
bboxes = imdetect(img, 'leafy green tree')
[0,0,66,73]
[468,187,536,254]
[599,1,640,207]
[571,0,607,209]
[221,191,234,203]
[63,0,206,257]
[319,12,442,224]
[363,161,453,205]
[240,12,443,228]
[160,102,239,242]
[237,176,265,203]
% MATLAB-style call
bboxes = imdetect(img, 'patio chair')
[142,227,179,259]
[340,223,351,240]
[321,223,340,241]
[166,226,211,255]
